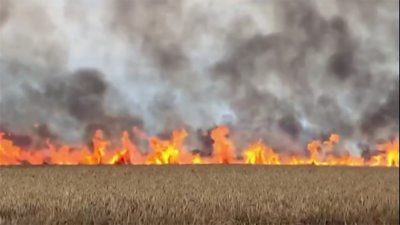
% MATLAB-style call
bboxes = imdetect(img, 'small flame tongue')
[0,127,398,167]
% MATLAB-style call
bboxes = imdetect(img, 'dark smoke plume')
[0,0,398,154]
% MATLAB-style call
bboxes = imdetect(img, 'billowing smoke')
[0,0,398,154]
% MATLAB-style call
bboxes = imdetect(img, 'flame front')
[0,127,398,167]
[243,140,280,165]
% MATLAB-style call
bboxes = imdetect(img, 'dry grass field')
[0,165,398,225]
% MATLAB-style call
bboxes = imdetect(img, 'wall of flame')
[1,126,398,167]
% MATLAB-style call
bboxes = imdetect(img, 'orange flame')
[243,140,280,165]
[376,138,399,167]
[210,126,235,164]
[146,129,187,164]
[0,127,398,167]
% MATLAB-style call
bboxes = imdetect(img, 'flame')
[377,138,399,167]
[210,126,234,164]
[243,140,280,165]
[192,154,203,164]
[0,127,398,167]
[307,140,322,165]
[146,129,187,164]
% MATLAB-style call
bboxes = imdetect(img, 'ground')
[0,165,398,225]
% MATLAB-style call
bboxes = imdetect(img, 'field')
[0,166,398,225]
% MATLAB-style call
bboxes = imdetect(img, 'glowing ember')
[0,127,398,167]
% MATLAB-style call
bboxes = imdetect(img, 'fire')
[92,130,110,164]
[146,129,187,164]
[210,126,234,164]
[243,140,280,165]
[307,140,322,165]
[305,134,342,165]
[0,127,398,167]
[377,139,399,167]
[192,154,203,164]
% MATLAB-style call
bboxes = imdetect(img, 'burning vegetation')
[0,0,399,168]
[0,126,398,167]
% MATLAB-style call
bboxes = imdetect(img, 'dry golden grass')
[0,165,398,225]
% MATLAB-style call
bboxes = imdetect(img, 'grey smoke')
[0,0,398,155]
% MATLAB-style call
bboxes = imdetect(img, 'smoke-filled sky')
[0,0,398,154]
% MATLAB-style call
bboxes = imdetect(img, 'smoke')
[0,0,398,154]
